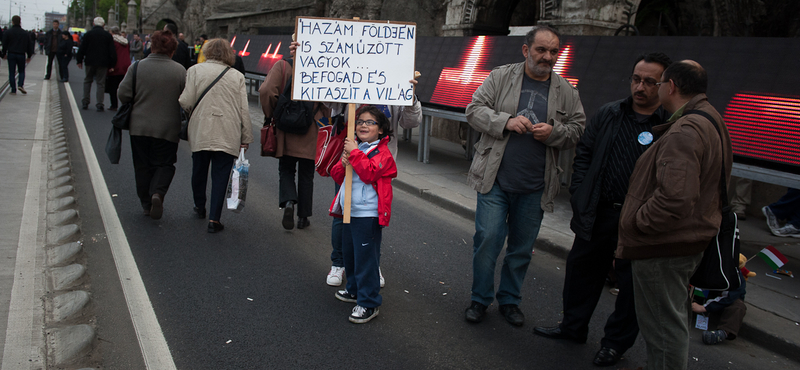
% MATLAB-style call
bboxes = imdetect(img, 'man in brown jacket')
[616,60,732,369]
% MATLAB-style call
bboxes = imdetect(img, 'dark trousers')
[769,187,800,228]
[560,206,638,352]
[716,299,746,340]
[130,136,178,210]
[192,151,235,222]
[6,53,26,93]
[278,155,314,217]
[82,65,107,108]
[343,217,382,308]
[331,181,344,267]
[45,52,57,78]
[105,75,124,108]
[57,55,70,81]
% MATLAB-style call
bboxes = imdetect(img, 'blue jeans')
[331,182,344,267]
[769,188,800,228]
[471,183,544,306]
[6,53,26,93]
[343,217,382,308]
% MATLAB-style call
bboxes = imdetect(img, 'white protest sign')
[293,17,416,106]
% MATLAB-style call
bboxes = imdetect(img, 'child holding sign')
[328,105,397,323]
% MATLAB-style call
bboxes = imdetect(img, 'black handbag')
[273,75,315,135]
[180,67,230,140]
[687,110,741,291]
[110,61,138,130]
[105,127,123,164]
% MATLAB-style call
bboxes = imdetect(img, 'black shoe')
[282,203,294,230]
[208,221,224,233]
[297,217,310,229]
[108,106,118,111]
[193,207,206,219]
[464,301,487,323]
[44,76,50,80]
[499,304,524,326]
[533,325,586,343]
[97,106,104,112]
[593,347,622,367]
[335,289,357,303]
[150,194,163,220]
[82,104,88,110]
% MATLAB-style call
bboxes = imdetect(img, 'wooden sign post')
[293,16,417,223]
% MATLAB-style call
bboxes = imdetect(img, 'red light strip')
[430,36,493,108]
[552,45,578,87]
[723,92,800,167]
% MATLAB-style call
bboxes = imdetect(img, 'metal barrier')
[244,73,265,96]
[416,106,478,163]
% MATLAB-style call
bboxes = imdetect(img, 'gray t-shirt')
[495,74,550,194]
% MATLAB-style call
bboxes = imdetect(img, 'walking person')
[0,16,34,95]
[463,25,585,326]
[76,17,116,111]
[106,26,131,111]
[130,33,143,61]
[258,53,321,231]
[43,20,63,80]
[118,30,186,220]
[56,32,74,82]
[533,53,672,367]
[179,38,253,233]
[329,105,398,324]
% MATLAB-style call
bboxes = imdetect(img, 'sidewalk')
[392,129,800,362]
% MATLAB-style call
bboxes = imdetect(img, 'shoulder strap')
[684,109,729,211]
[194,66,231,109]
[131,61,138,99]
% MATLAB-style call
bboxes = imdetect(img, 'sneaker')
[335,289,357,303]
[327,266,345,286]
[379,267,385,288]
[10,91,16,95]
[702,329,727,345]
[349,305,379,324]
[762,206,780,232]
[772,224,800,238]
[18,86,26,94]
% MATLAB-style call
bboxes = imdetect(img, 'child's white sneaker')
[349,305,379,324]
[327,266,345,286]
[379,267,385,288]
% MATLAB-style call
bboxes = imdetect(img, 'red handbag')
[315,116,346,177]
[261,118,278,157]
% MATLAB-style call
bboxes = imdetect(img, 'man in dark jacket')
[57,32,74,82]
[44,20,63,80]
[533,53,671,367]
[76,17,116,111]
[617,60,732,369]
[143,23,191,69]
[1,16,34,95]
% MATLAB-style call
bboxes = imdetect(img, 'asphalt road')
[58,62,797,370]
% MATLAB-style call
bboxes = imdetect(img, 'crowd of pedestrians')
[4,16,772,368]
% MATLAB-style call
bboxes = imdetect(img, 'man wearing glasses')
[464,25,585,326]
[533,53,671,367]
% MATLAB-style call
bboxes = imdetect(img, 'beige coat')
[258,59,322,160]
[180,60,253,157]
[465,63,585,212]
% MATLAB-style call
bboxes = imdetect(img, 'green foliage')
[69,0,140,26]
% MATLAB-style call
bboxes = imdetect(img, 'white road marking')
[64,83,177,369]
[1,80,48,370]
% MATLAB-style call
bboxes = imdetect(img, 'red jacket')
[329,136,397,226]
[109,39,131,76]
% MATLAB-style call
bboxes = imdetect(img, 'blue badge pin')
[638,131,654,145]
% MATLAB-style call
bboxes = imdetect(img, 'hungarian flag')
[758,246,788,270]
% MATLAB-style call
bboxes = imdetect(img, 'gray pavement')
[392,128,800,362]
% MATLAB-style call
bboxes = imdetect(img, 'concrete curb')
[43,79,97,368]
[393,174,800,363]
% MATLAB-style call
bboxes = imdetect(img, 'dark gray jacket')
[118,54,187,142]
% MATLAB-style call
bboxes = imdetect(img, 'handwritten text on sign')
[294,17,416,106]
